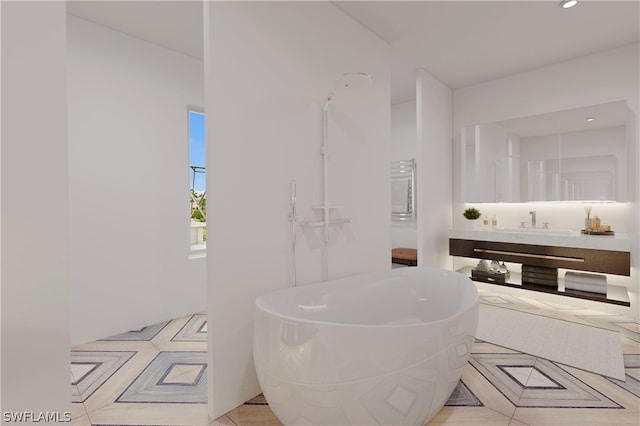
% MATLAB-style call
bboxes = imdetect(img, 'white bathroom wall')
[1,1,69,413]
[206,1,390,417]
[67,15,206,345]
[454,45,639,130]
[416,69,453,269]
[452,44,640,317]
[391,101,417,249]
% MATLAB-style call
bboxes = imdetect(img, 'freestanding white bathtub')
[253,267,478,426]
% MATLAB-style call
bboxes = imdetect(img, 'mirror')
[459,101,632,202]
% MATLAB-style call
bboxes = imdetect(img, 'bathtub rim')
[255,267,478,329]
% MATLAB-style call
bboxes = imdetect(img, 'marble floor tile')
[69,412,93,426]
[507,418,532,426]
[209,414,236,425]
[153,338,208,353]
[151,314,194,341]
[116,351,207,403]
[98,320,170,341]
[445,381,482,406]
[152,315,208,352]
[460,360,517,419]
[172,313,208,342]
[71,339,157,353]
[87,402,210,426]
[471,353,621,409]
[82,347,160,414]
[511,361,640,426]
[622,336,640,354]
[428,406,512,425]
[511,407,639,426]
[71,350,137,403]
[70,401,88,421]
[226,404,283,426]
[607,354,640,398]
[560,363,640,411]
[69,293,638,426]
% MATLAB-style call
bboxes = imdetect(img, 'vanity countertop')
[449,228,631,252]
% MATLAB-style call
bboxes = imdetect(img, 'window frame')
[187,106,206,258]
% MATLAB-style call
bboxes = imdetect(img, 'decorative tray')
[471,269,510,283]
[581,229,615,236]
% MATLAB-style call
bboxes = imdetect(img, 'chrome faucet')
[529,211,536,228]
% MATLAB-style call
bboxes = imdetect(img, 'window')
[189,109,206,252]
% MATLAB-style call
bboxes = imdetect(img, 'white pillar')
[416,69,453,269]
[1,0,69,415]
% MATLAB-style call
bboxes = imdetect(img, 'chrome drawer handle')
[473,248,585,263]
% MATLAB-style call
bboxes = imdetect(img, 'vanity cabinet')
[449,230,631,306]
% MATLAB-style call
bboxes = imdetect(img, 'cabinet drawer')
[449,238,630,276]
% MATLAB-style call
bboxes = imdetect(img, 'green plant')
[191,210,205,222]
[463,207,481,220]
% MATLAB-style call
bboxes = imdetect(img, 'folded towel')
[564,276,606,286]
[565,271,607,286]
[565,281,607,294]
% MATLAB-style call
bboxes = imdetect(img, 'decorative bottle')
[482,215,490,229]
[584,206,592,230]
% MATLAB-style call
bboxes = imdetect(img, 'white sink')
[449,228,630,252]
[495,227,577,236]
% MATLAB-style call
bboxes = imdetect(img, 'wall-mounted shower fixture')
[319,72,373,281]
[290,72,373,284]
[289,180,297,286]
[332,72,373,91]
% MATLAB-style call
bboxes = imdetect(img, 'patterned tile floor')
[71,290,640,425]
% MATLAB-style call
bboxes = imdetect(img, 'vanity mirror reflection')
[459,100,634,203]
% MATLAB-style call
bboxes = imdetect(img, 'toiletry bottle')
[491,214,498,230]
[482,215,489,228]
[592,216,601,231]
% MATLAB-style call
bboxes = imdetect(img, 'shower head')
[333,72,373,91]
[324,72,373,108]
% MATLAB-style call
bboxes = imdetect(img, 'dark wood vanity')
[449,234,631,306]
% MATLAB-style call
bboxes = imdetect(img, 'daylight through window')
[189,109,206,251]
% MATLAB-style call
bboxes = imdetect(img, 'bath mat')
[476,304,625,381]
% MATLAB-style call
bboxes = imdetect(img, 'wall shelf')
[456,266,630,306]
[311,205,344,209]
[299,219,350,227]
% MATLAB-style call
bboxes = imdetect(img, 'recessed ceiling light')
[586,117,595,122]
[561,0,578,9]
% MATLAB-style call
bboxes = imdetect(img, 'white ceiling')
[336,1,639,103]
[67,1,639,105]
[67,1,204,59]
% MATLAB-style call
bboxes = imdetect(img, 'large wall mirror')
[459,100,634,202]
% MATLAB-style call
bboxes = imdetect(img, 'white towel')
[391,179,410,212]
[565,271,607,286]
[565,281,607,294]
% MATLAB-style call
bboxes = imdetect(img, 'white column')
[416,69,453,269]
[1,0,69,414]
